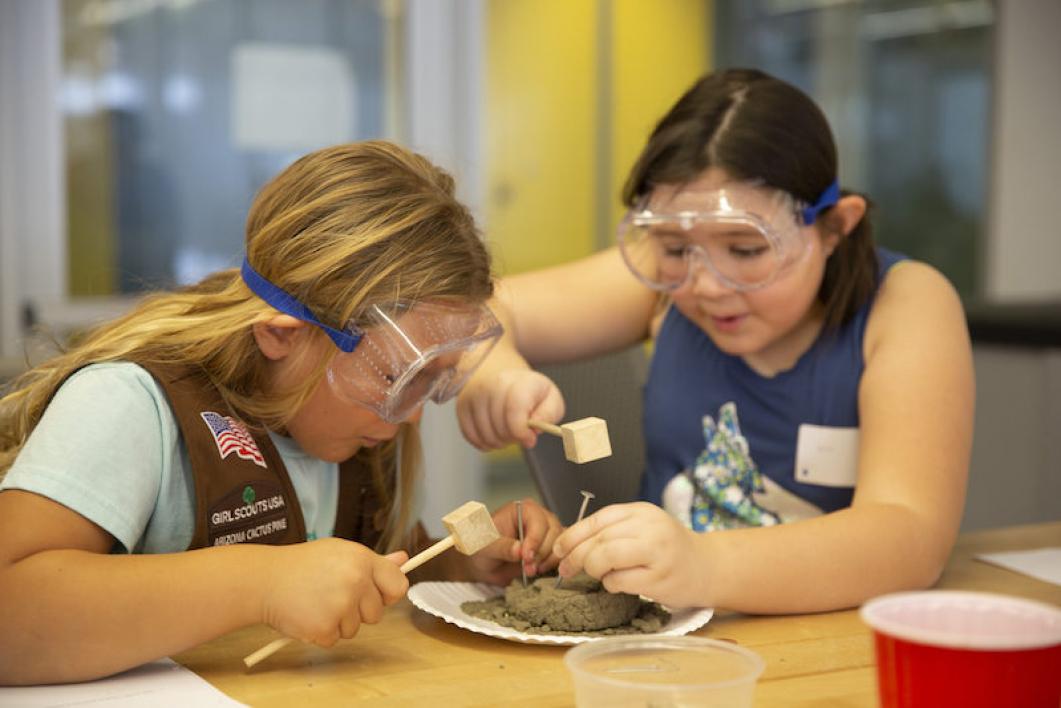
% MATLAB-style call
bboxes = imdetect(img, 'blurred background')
[1,0,1057,536]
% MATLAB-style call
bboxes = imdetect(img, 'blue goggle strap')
[240,257,361,353]
[800,179,840,225]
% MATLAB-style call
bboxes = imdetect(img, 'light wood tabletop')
[174,521,1061,707]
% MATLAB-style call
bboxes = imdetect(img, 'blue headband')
[800,180,840,225]
[240,257,361,353]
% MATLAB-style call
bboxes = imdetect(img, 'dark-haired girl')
[458,69,973,613]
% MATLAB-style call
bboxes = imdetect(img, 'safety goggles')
[241,258,503,423]
[618,180,839,292]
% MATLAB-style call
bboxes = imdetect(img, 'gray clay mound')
[461,574,670,636]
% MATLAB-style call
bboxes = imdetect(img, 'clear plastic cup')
[564,636,765,708]
[860,590,1061,708]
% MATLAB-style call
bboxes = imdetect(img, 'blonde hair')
[0,140,493,551]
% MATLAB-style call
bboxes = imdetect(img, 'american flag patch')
[200,412,267,468]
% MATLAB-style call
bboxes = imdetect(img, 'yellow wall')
[485,0,599,275]
[485,0,711,276]
[611,0,711,234]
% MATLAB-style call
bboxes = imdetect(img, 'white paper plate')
[408,581,714,646]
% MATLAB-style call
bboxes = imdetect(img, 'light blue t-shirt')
[0,362,338,553]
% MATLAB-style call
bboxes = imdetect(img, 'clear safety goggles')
[325,301,502,422]
[241,259,503,423]
[618,180,839,292]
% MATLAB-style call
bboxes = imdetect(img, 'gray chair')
[522,345,649,525]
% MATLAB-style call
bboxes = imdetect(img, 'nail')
[557,490,595,588]
[516,500,527,587]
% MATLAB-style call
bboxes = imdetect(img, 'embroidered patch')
[200,411,267,468]
[208,481,289,546]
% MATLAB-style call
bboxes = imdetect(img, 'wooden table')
[175,521,1061,707]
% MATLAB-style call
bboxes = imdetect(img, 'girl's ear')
[834,194,867,237]
[252,315,307,361]
[820,194,867,256]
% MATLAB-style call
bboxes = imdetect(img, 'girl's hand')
[457,368,565,450]
[553,502,710,609]
[468,498,563,585]
[260,538,409,647]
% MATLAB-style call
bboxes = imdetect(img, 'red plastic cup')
[860,591,1061,708]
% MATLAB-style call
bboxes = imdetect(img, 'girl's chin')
[312,442,367,463]
[704,327,762,356]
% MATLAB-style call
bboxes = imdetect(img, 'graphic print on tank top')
[661,402,822,531]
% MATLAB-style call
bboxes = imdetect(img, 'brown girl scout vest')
[138,362,390,551]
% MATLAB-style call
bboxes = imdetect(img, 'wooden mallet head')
[528,416,613,464]
[398,500,501,575]
[557,416,612,463]
[442,500,501,554]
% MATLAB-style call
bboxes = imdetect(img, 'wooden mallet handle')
[528,419,562,436]
[399,534,455,574]
[244,638,291,669]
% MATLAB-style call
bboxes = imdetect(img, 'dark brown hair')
[623,68,877,329]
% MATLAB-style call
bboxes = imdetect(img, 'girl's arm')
[499,247,659,365]
[0,490,408,685]
[555,261,974,613]
[459,247,657,449]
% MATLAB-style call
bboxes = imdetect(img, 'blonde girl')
[0,141,560,685]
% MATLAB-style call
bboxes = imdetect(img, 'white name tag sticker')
[794,424,859,488]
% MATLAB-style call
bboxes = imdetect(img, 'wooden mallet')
[528,416,612,463]
[243,501,500,669]
[398,500,501,574]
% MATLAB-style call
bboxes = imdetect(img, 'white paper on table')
[0,658,246,707]
[976,547,1061,587]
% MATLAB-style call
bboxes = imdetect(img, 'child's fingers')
[495,384,534,448]
[556,525,629,580]
[374,560,410,604]
[515,501,564,574]
[509,379,565,448]
[515,499,555,558]
[503,402,537,448]
[339,611,362,640]
[576,536,645,582]
[598,565,655,598]
[384,550,409,565]
[555,536,592,578]
[499,388,538,449]
[358,590,385,625]
[553,503,638,558]
[527,389,565,425]
[456,396,489,450]
[469,395,506,450]
[312,628,342,648]
[534,520,564,569]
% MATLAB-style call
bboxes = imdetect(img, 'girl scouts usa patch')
[208,481,289,546]
[200,411,267,468]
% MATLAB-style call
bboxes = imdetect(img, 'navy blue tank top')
[641,248,906,524]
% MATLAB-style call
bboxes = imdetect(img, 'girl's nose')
[685,255,737,298]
